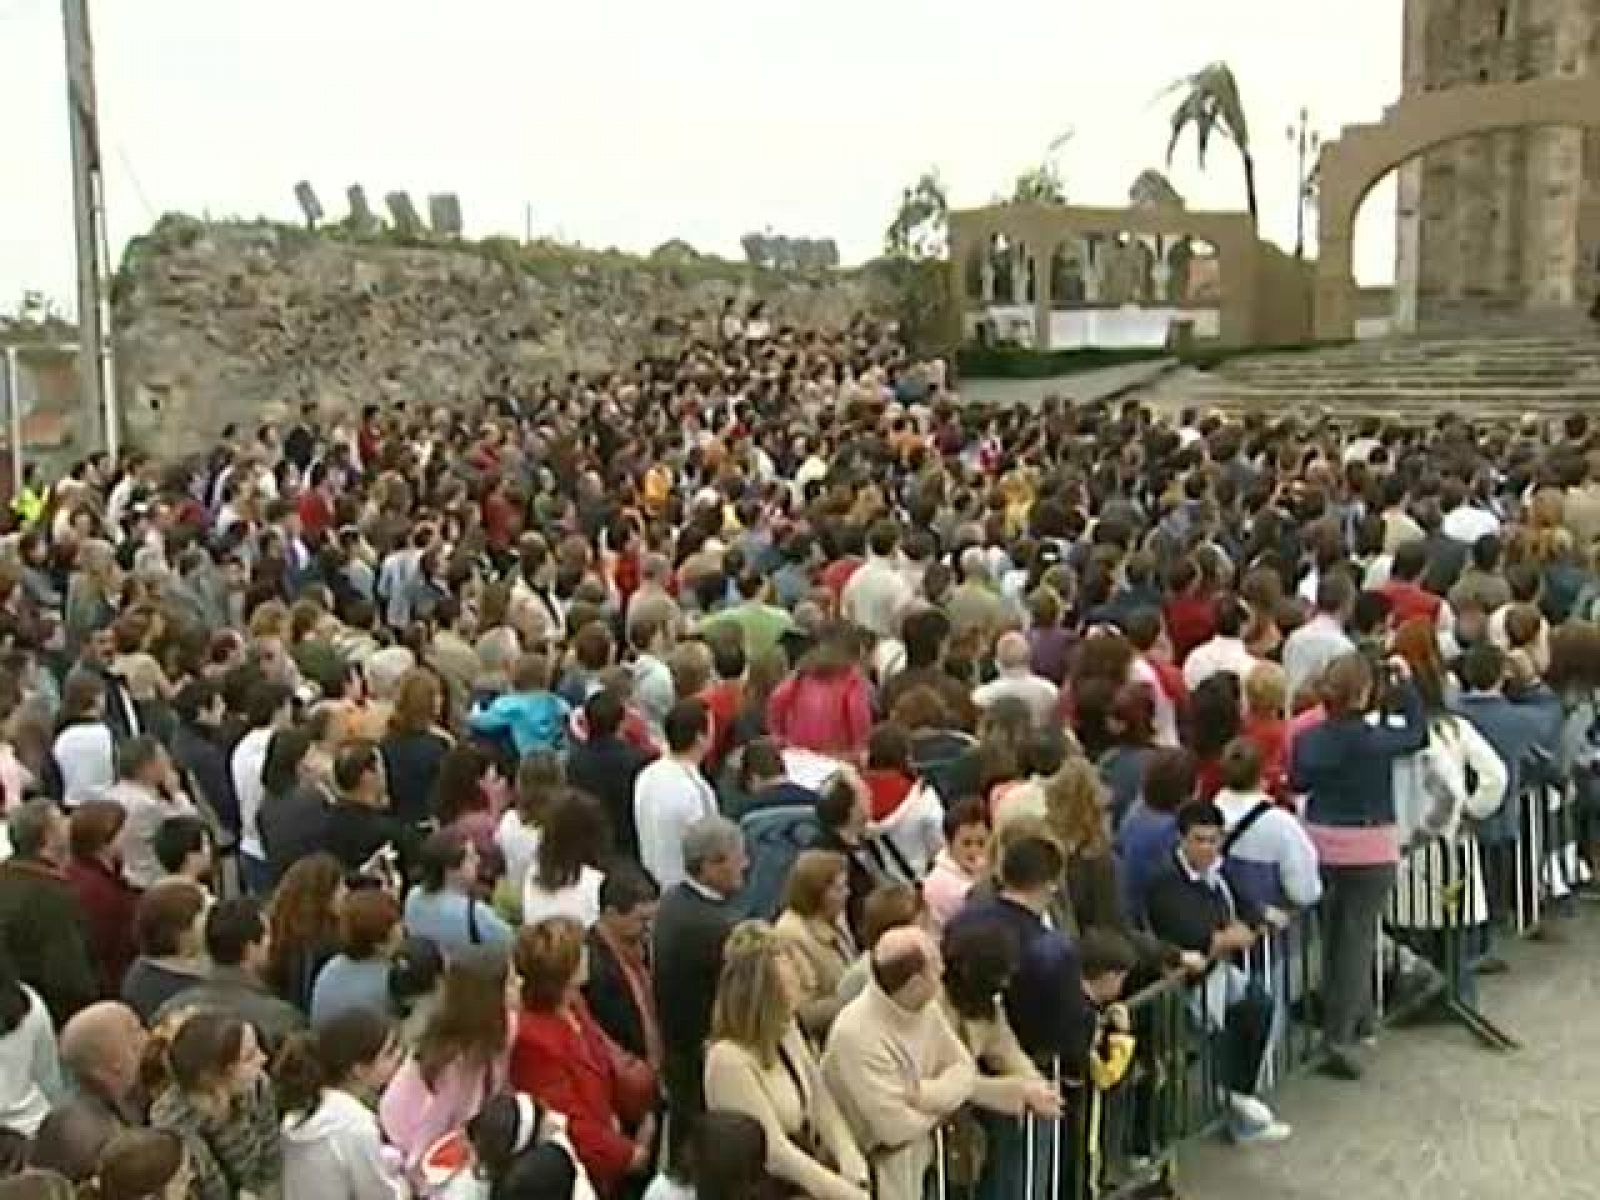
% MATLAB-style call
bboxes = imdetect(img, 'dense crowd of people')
[0,305,1594,1199]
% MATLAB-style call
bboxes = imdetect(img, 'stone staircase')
[1166,327,1600,425]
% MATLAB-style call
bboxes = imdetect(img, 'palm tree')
[1128,169,1185,210]
[1010,161,1067,206]
[884,170,949,260]
[1163,62,1258,225]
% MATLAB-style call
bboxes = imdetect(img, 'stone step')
[1227,345,1600,358]
[1216,369,1593,382]
[1189,383,1600,401]
[1222,361,1598,379]
[1226,348,1600,367]
[1232,347,1600,360]
[1131,330,1600,424]
[1196,399,1589,426]
[1257,337,1600,354]
[1190,376,1599,394]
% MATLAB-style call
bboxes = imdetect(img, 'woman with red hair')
[1388,617,1508,1003]
[509,918,656,1197]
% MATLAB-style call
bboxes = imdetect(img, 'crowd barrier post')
[1387,815,1520,1050]
[1088,975,1213,1200]
[1024,1102,1036,1200]
[1513,750,1590,938]
[1515,784,1539,935]
[1050,1060,1063,1200]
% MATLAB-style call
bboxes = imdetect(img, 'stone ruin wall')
[1394,0,1600,330]
[112,216,894,457]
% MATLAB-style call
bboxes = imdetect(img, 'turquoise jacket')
[467,689,571,758]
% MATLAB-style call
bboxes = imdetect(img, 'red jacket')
[702,680,744,770]
[819,557,863,607]
[509,1002,649,1196]
[1163,594,1215,665]
[767,669,873,762]
[1376,580,1441,628]
[1241,714,1290,803]
[482,490,522,552]
[1146,657,1190,729]
[64,856,137,996]
[296,488,335,543]
[609,550,642,612]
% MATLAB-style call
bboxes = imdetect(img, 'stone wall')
[1394,0,1599,331]
[112,216,894,456]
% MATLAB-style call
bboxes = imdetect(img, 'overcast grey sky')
[1,0,1403,314]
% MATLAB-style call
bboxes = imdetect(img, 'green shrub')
[956,343,1170,379]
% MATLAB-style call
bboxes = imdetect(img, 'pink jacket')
[921,849,979,932]
[380,1050,509,1185]
[767,669,872,761]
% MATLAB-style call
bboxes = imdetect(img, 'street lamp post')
[1286,107,1321,260]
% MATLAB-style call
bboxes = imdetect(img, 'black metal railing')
[950,766,1579,1200]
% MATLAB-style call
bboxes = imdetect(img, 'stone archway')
[947,203,1287,350]
[1315,78,1600,341]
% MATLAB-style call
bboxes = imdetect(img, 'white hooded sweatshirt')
[282,1087,409,1200]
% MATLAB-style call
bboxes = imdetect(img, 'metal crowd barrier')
[1511,760,1589,936]
[941,767,1582,1200]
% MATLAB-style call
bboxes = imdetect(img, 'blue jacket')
[1099,745,1152,827]
[1453,687,1563,843]
[1114,802,1178,921]
[1290,683,1427,828]
[948,894,1093,1073]
[467,690,571,758]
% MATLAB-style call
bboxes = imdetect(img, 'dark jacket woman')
[257,728,332,885]
[0,853,98,1025]
[1289,656,1427,1067]
[380,730,451,828]
[63,809,139,996]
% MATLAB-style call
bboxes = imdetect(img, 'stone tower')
[1393,0,1600,331]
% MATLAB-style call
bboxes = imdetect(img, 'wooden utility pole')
[62,0,118,457]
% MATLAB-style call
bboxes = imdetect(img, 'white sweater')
[282,1087,408,1200]
[0,986,62,1137]
[866,782,944,884]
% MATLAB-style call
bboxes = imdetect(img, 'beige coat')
[705,1026,869,1200]
[940,995,1042,1117]
[821,983,975,1200]
[774,911,857,1039]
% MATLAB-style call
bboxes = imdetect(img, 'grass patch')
[956,343,1170,379]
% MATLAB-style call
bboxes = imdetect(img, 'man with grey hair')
[973,631,1060,728]
[945,545,1008,645]
[651,814,747,1167]
[0,799,97,1022]
[626,552,684,646]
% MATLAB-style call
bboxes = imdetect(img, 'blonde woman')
[1041,762,1185,970]
[773,851,858,1039]
[705,922,870,1200]
[1042,761,1123,929]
